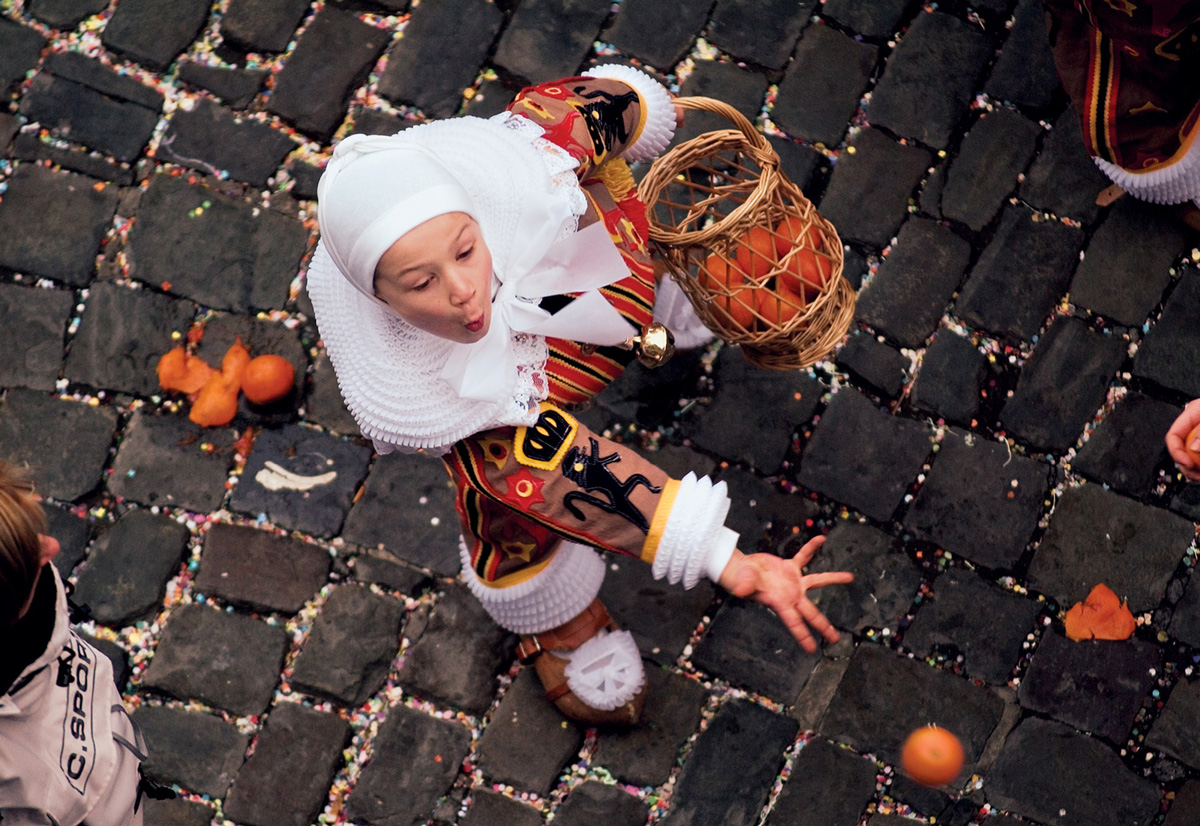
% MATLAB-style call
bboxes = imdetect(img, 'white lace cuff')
[562,629,645,710]
[648,472,739,589]
[582,64,676,162]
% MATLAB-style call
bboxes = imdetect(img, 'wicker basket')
[637,96,855,370]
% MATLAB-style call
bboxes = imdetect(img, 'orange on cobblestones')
[901,725,964,787]
[242,354,295,405]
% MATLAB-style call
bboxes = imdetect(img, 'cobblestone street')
[1,0,1199,824]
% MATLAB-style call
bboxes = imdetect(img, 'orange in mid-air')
[901,725,964,787]
[1186,423,1200,465]
[241,355,295,405]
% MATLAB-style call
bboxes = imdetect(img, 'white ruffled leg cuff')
[653,274,715,349]
[459,538,606,634]
[582,64,677,163]
[650,472,739,589]
[1093,136,1200,205]
[561,629,645,710]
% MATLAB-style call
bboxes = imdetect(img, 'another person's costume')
[1044,0,1200,208]
[0,565,147,825]
[308,66,734,722]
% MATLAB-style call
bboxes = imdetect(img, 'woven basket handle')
[671,96,773,156]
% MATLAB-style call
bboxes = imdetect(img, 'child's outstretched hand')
[1166,398,1200,482]
[717,535,853,653]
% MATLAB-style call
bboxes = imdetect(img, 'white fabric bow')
[440,190,636,402]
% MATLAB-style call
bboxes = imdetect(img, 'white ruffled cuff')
[650,472,739,589]
[582,64,676,162]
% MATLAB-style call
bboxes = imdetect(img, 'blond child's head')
[0,462,53,627]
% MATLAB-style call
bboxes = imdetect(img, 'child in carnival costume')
[308,65,853,724]
[0,462,153,824]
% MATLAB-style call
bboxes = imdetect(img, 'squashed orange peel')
[1063,583,1136,641]
[158,336,290,427]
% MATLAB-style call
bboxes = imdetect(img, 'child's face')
[374,212,493,344]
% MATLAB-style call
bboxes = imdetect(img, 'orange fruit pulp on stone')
[241,354,295,405]
[702,254,756,331]
[901,725,964,787]
[189,373,239,427]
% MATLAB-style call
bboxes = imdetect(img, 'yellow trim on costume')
[514,402,578,471]
[627,86,649,152]
[640,477,681,563]
[594,157,637,201]
[475,555,555,588]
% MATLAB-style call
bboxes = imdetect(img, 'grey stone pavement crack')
[1,1,1198,825]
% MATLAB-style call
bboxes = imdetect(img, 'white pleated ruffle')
[1094,136,1200,205]
[562,629,645,710]
[650,472,739,589]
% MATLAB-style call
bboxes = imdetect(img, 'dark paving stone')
[1019,107,1111,224]
[919,159,948,219]
[195,522,331,614]
[556,781,649,826]
[491,0,611,84]
[909,331,988,426]
[177,62,268,109]
[1071,198,1191,326]
[804,521,923,635]
[290,584,405,706]
[0,389,117,502]
[45,502,94,578]
[350,552,432,595]
[855,218,972,349]
[661,699,799,826]
[141,602,288,716]
[987,717,1160,826]
[0,282,72,391]
[1164,780,1200,826]
[461,76,517,120]
[459,790,542,826]
[134,704,249,797]
[222,0,311,53]
[905,569,1042,684]
[476,667,584,796]
[835,333,908,399]
[1134,267,1200,399]
[790,656,851,731]
[0,19,45,95]
[1170,483,1200,521]
[999,317,1127,453]
[599,553,716,667]
[223,702,351,826]
[1028,483,1193,611]
[0,164,118,286]
[822,0,913,37]
[942,109,1041,232]
[64,282,195,396]
[773,24,877,147]
[19,53,163,162]
[158,98,297,187]
[707,0,815,71]
[0,113,17,150]
[718,466,822,554]
[768,135,827,198]
[99,0,210,72]
[27,0,109,30]
[798,387,934,522]
[106,410,239,512]
[1169,569,1200,648]
[603,0,707,70]
[287,159,323,201]
[888,775,954,822]
[397,584,516,716]
[12,130,134,184]
[984,0,1062,111]
[956,206,1084,343]
[766,737,877,826]
[349,106,409,137]
[346,705,471,826]
[142,798,215,826]
[692,598,823,703]
[377,0,503,119]
[687,345,823,473]
[593,666,707,786]
[127,173,308,313]
[631,443,717,483]
[83,634,131,690]
[818,128,933,249]
[72,509,189,626]
[267,6,390,141]
[867,11,994,149]
[1148,676,1200,771]
[229,423,372,537]
[1072,393,1181,499]
[341,452,461,575]
[1018,628,1159,744]
[672,60,770,148]
[904,429,1050,570]
[820,643,1005,778]
[589,347,705,431]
